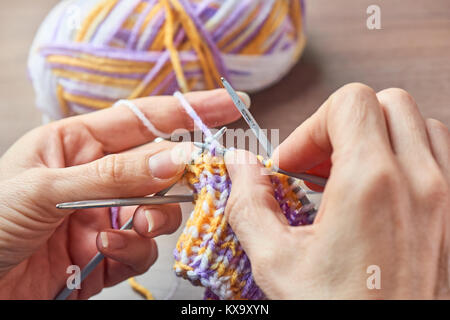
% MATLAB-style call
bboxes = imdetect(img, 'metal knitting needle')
[210,126,227,142]
[220,78,327,187]
[56,126,227,211]
[193,126,227,157]
[221,77,273,157]
[56,194,194,210]
[55,185,179,300]
[194,142,327,187]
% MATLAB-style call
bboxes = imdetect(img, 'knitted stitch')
[173,93,316,300]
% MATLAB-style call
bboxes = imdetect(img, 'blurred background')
[0,0,449,299]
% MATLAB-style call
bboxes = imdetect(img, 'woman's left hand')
[0,89,243,299]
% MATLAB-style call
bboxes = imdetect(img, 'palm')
[12,208,113,299]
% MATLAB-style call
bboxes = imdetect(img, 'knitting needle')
[193,126,227,158]
[193,142,327,187]
[221,77,273,157]
[220,78,328,188]
[56,126,227,210]
[55,185,177,300]
[56,194,194,210]
[209,126,227,141]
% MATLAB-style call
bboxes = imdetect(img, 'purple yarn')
[127,0,157,49]
[212,0,252,42]
[89,0,121,43]
[104,0,142,45]
[47,63,147,80]
[140,10,166,51]
[110,207,120,229]
[230,1,275,54]
[32,0,306,119]
[177,0,230,81]
[174,90,316,300]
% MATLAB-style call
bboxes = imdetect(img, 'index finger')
[62,89,247,153]
[273,83,392,174]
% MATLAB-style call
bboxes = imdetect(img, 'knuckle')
[224,191,247,227]
[420,173,449,207]
[367,169,397,192]
[14,168,61,218]
[136,240,158,274]
[45,120,64,133]
[32,122,62,145]
[118,101,156,140]
[95,154,126,185]
[25,168,56,195]
[175,99,194,130]
[251,246,279,276]
[225,185,273,228]
[335,82,377,102]
[46,119,77,138]
[22,168,50,197]
[328,83,378,118]
[355,162,402,203]
[379,88,415,106]
[427,118,450,136]
[163,205,182,234]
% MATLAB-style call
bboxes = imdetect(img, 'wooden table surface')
[246,0,450,143]
[0,0,448,299]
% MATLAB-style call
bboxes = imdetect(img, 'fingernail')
[100,232,126,250]
[237,91,251,109]
[144,209,167,233]
[100,232,109,248]
[149,149,185,179]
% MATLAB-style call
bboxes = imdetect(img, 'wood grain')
[244,0,450,143]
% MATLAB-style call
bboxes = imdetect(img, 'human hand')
[224,84,450,299]
[0,89,245,299]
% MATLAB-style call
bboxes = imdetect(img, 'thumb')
[224,150,288,260]
[39,143,192,213]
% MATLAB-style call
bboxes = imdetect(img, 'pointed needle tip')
[217,126,227,134]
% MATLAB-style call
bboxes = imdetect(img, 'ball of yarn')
[28,0,306,119]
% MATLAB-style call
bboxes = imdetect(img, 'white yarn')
[113,99,172,139]
[28,0,305,119]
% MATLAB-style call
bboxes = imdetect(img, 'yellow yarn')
[128,277,155,300]
[30,0,306,119]
[173,153,311,299]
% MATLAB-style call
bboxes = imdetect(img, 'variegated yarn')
[28,0,306,120]
[173,92,316,300]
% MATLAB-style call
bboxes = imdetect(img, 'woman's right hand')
[224,83,450,299]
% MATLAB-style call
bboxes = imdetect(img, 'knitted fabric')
[173,93,316,300]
